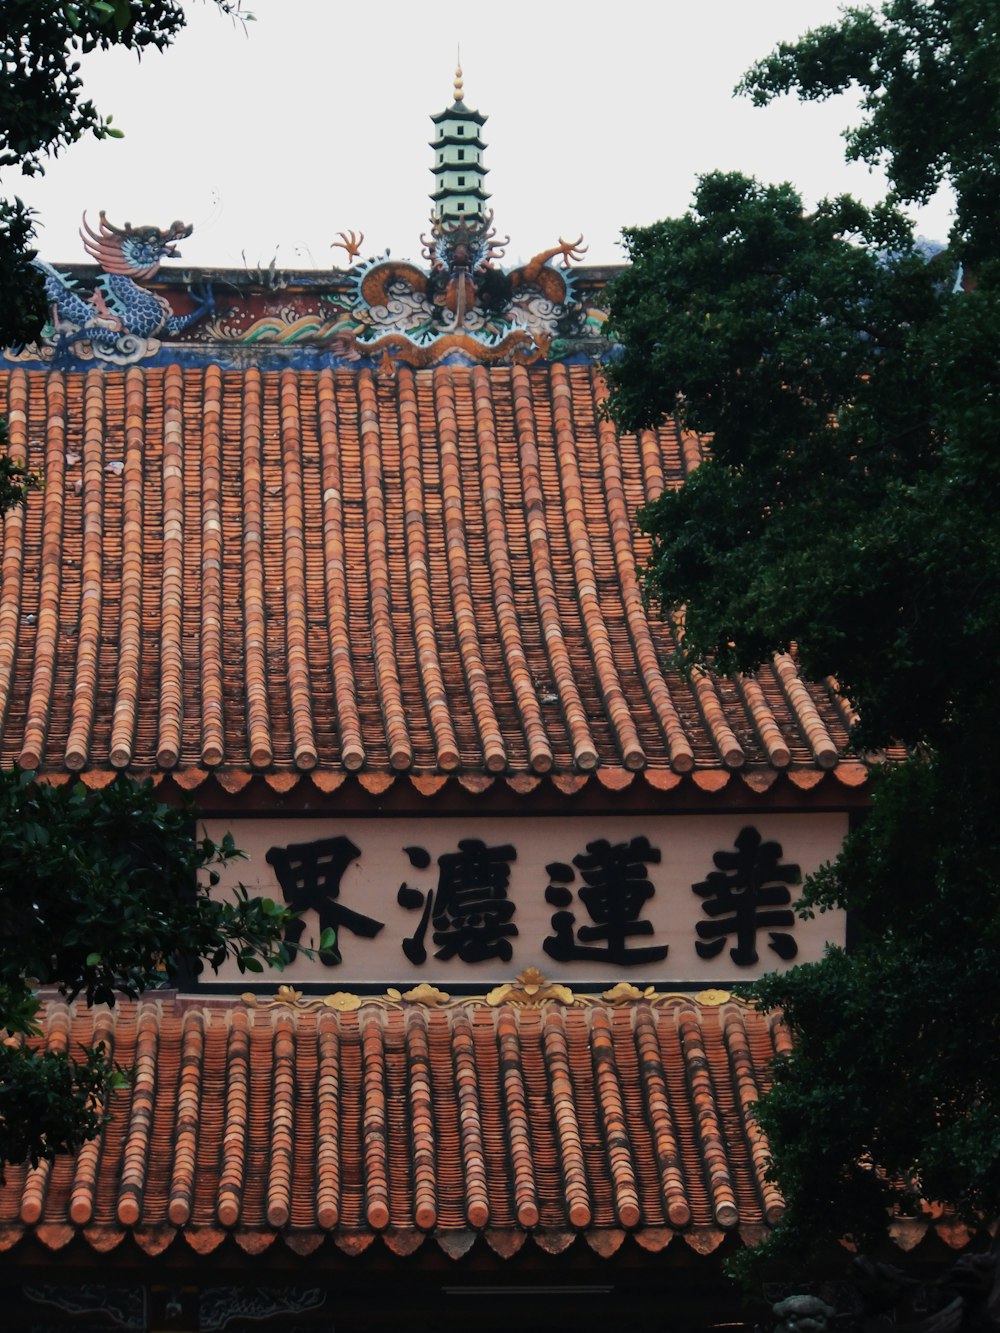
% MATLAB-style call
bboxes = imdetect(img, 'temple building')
[0,76,960,1333]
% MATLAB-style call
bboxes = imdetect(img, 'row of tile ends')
[32,763,874,796]
[0,1215,962,1262]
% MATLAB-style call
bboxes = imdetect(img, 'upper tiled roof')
[0,361,865,793]
[0,991,961,1261]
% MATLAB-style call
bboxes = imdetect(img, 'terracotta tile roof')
[0,993,784,1258]
[0,362,863,790]
[0,993,963,1261]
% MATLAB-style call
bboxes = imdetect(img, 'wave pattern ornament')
[203,311,360,348]
[362,279,437,336]
[199,1288,327,1332]
[11,212,215,366]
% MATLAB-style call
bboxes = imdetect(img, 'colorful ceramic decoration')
[27,212,214,365]
[5,79,607,370]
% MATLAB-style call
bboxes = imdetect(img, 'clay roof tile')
[4,992,944,1258]
[0,364,860,787]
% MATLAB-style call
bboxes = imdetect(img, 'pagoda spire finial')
[429,63,489,225]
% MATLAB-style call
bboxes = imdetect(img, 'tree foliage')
[0,773,309,1169]
[739,0,1000,267]
[605,0,1000,1276]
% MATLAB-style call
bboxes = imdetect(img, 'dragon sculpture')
[31,212,214,363]
[204,216,601,367]
[344,209,588,361]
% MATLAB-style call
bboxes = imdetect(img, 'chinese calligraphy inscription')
[543,835,669,966]
[692,826,801,966]
[398,838,518,965]
[204,814,845,985]
[266,835,384,966]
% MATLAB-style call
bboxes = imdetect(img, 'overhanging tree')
[604,0,1000,1273]
[0,775,307,1169]
[0,1,300,1172]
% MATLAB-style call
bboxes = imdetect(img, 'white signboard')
[201,813,848,987]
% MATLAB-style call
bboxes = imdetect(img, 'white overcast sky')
[12,0,953,271]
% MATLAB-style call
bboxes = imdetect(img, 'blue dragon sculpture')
[32,211,214,363]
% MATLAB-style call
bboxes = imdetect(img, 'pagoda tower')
[429,65,489,224]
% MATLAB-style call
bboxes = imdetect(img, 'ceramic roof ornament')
[31,212,214,365]
[342,73,589,359]
[429,63,490,225]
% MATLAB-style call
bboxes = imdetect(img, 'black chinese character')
[398,838,517,965]
[543,835,669,966]
[266,835,384,966]
[692,826,800,966]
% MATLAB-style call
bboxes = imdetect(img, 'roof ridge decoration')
[338,73,591,366]
[429,66,491,224]
[338,226,589,366]
[238,969,747,1011]
[6,85,604,370]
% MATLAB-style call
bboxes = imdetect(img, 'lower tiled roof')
[0,992,778,1259]
[0,363,863,789]
[0,993,962,1262]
